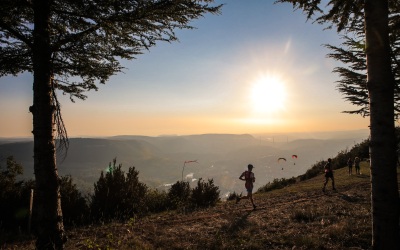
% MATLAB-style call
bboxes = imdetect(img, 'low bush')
[60,175,90,227]
[168,181,191,209]
[299,160,325,181]
[190,178,220,208]
[142,189,170,214]
[90,158,147,221]
[257,177,296,193]
[226,191,241,201]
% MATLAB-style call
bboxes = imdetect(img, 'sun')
[251,75,286,114]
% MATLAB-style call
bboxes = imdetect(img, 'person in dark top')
[354,157,361,175]
[236,164,257,209]
[323,158,336,193]
[347,157,353,175]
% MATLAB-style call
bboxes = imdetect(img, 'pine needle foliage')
[190,178,220,208]
[90,158,147,221]
[0,0,223,100]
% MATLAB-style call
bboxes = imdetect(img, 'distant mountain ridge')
[0,132,369,195]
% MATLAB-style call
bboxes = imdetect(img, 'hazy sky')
[0,0,370,138]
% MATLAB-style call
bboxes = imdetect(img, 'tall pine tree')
[0,1,221,248]
[277,0,399,248]
[324,3,400,118]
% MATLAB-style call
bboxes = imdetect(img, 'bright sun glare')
[251,75,286,114]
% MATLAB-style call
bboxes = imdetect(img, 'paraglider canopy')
[277,157,286,162]
[291,155,298,165]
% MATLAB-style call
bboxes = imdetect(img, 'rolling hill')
[0,133,368,195]
[8,161,390,249]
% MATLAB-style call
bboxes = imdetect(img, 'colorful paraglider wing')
[277,157,287,162]
[292,155,297,165]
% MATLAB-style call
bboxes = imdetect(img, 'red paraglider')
[292,155,298,165]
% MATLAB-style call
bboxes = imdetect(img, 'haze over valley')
[0,129,369,197]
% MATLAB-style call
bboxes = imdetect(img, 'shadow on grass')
[222,210,253,234]
[338,192,361,202]
[355,174,370,178]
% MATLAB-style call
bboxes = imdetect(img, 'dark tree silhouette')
[323,3,400,117]
[0,1,222,248]
[90,159,147,221]
[276,0,399,248]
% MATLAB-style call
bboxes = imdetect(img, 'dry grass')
[3,163,398,249]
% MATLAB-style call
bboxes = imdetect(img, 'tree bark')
[32,0,65,249]
[365,0,400,249]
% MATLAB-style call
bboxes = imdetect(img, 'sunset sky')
[0,0,370,138]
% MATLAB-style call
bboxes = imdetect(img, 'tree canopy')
[276,0,399,249]
[324,3,400,117]
[0,0,221,100]
[0,1,222,248]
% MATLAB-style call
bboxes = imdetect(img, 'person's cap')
[248,164,254,168]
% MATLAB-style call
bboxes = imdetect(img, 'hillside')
[7,162,393,250]
[0,134,367,195]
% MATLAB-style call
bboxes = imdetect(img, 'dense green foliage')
[226,191,241,201]
[0,156,222,238]
[168,181,191,209]
[0,0,223,100]
[190,178,220,208]
[0,156,32,233]
[0,157,88,236]
[257,177,297,193]
[322,2,400,117]
[142,189,170,214]
[90,159,147,221]
[59,175,89,226]
[90,159,221,220]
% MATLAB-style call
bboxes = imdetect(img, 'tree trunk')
[32,0,65,249]
[365,0,400,249]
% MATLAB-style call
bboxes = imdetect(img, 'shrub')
[0,155,89,236]
[125,166,148,214]
[299,160,325,181]
[0,156,30,233]
[190,178,220,208]
[90,158,147,221]
[257,177,296,193]
[349,139,369,160]
[59,175,89,227]
[142,189,170,213]
[168,181,191,209]
[333,149,351,170]
[227,191,241,201]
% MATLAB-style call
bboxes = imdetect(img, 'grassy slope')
[6,162,399,249]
